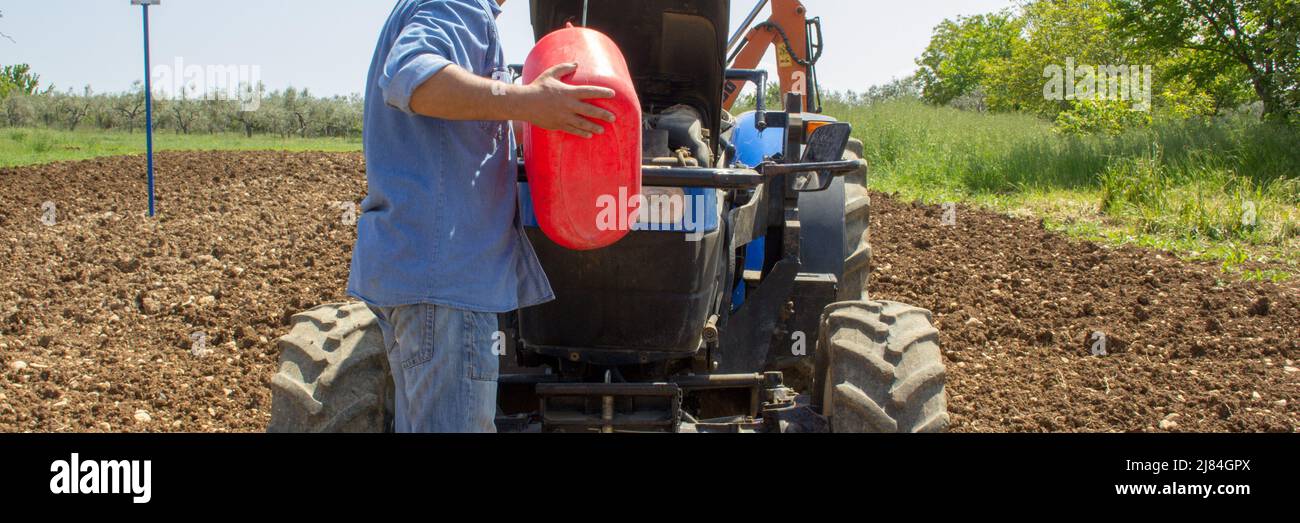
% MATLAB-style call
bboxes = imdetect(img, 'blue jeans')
[367,304,499,433]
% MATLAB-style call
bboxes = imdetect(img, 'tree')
[916,11,1023,106]
[169,89,199,134]
[982,0,1132,116]
[4,94,32,126]
[0,71,368,137]
[1112,0,1300,121]
[149,95,167,133]
[200,95,235,134]
[282,87,313,138]
[90,92,117,130]
[1154,46,1255,116]
[233,82,267,138]
[56,86,94,131]
[333,94,364,137]
[35,92,58,127]
[114,81,145,133]
[0,64,40,99]
[866,75,922,103]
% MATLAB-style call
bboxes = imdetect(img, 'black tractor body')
[505,0,865,432]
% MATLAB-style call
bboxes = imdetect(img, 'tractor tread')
[269,372,324,416]
[828,306,891,340]
[887,324,939,358]
[831,338,895,382]
[818,300,949,433]
[277,332,330,366]
[834,382,898,433]
[839,145,870,302]
[889,362,945,409]
[268,302,393,433]
[845,195,870,221]
[845,242,872,273]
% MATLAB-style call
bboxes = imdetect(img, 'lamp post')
[132,0,160,217]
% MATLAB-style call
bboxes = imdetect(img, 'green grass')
[829,98,1300,276]
[0,127,361,168]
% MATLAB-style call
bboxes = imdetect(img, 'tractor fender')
[797,176,848,279]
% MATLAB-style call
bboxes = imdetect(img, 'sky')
[0,0,1013,97]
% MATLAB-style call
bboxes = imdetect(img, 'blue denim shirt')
[348,0,554,313]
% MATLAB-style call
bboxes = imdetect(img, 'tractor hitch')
[500,371,828,433]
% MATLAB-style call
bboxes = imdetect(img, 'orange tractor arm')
[723,0,824,113]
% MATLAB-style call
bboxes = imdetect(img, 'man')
[348,0,616,432]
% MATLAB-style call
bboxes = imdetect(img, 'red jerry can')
[521,25,642,251]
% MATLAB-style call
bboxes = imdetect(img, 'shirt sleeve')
[378,1,485,114]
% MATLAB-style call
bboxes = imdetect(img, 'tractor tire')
[267,302,394,433]
[841,139,871,302]
[816,300,949,433]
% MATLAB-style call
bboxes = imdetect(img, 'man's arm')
[408,62,617,139]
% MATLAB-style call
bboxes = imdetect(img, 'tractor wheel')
[841,139,871,301]
[815,300,949,433]
[267,302,394,433]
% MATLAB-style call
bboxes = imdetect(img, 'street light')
[131,0,160,217]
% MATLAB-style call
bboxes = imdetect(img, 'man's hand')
[515,63,616,139]
[407,62,617,139]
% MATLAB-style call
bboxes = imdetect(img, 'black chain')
[754,22,822,68]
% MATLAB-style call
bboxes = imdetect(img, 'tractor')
[268,0,948,433]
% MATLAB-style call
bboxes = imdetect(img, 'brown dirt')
[869,195,1299,432]
[0,151,1295,432]
[0,151,362,432]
